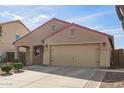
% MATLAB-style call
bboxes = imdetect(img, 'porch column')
[25,47,30,65]
[29,46,33,65]
[15,46,19,59]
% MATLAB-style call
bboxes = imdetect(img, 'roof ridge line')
[72,23,113,38]
[0,20,20,25]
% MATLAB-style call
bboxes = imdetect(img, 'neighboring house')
[0,20,29,62]
[13,18,114,68]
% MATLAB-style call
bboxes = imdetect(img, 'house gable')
[0,20,30,32]
[1,21,29,42]
[14,18,71,46]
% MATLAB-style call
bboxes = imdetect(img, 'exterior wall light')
[103,42,106,46]
[45,44,48,48]
[41,40,44,44]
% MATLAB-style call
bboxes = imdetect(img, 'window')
[52,25,55,31]
[34,46,41,56]
[16,34,20,40]
[70,29,75,36]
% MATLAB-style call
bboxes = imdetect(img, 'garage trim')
[47,42,101,46]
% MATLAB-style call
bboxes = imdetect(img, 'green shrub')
[1,65,12,74]
[13,63,23,71]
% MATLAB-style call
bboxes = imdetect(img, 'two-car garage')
[50,44,100,67]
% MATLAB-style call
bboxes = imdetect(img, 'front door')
[33,45,44,65]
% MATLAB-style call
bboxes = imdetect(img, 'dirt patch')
[100,72,124,88]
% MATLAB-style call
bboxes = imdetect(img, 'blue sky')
[0,5,124,49]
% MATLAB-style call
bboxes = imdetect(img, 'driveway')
[0,65,107,88]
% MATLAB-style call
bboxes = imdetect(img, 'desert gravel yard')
[0,65,124,88]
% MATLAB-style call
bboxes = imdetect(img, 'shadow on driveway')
[23,65,105,82]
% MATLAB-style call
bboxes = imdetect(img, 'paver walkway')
[84,71,106,88]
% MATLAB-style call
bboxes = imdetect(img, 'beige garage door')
[50,44,100,67]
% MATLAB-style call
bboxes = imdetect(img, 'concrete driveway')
[0,66,105,88]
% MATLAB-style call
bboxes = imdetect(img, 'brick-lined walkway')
[83,71,105,88]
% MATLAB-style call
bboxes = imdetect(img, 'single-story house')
[13,18,114,68]
[0,20,29,62]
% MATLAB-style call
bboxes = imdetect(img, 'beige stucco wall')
[43,45,50,65]
[45,25,108,44]
[0,21,29,56]
[43,25,113,67]
[99,37,112,67]
[15,19,70,47]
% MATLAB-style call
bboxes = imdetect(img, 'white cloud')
[12,15,23,20]
[91,25,103,30]
[0,6,56,30]
[30,14,50,24]
[39,14,50,19]
[0,10,51,30]
[0,11,23,20]
[89,24,124,36]
[101,28,123,34]
[23,14,53,30]
[99,27,123,35]
[68,11,109,23]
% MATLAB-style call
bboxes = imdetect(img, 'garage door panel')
[51,47,73,66]
[50,44,100,67]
